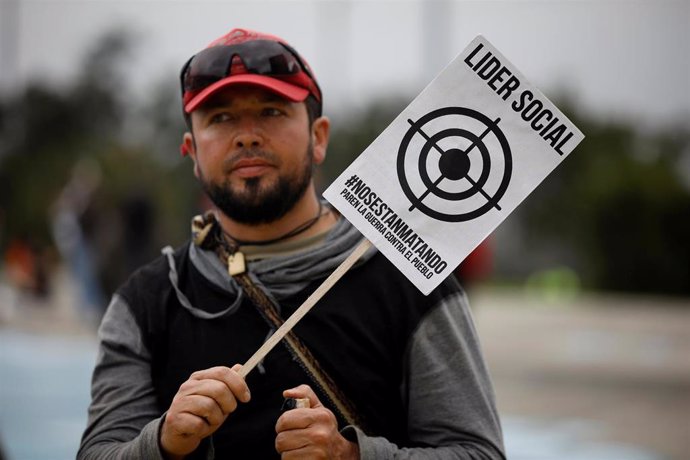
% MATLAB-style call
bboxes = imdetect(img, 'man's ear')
[311,116,330,166]
[182,132,200,178]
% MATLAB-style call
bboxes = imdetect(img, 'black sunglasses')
[180,40,320,99]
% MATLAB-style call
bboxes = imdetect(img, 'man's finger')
[179,394,227,427]
[182,379,240,415]
[274,428,311,453]
[282,384,322,408]
[190,366,251,403]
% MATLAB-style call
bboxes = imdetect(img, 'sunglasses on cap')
[180,39,321,108]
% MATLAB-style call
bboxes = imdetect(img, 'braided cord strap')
[232,271,364,428]
[191,213,365,429]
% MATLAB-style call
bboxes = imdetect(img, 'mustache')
[222,149,278,172]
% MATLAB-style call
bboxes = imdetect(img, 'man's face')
[184,86,327,224]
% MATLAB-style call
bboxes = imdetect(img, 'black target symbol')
[397,107,512,222]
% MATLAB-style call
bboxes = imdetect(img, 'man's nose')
[233,120,264,149]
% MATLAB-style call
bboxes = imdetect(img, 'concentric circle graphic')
[397,107,512,222]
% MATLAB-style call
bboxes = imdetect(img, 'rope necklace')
[223,201,327,247]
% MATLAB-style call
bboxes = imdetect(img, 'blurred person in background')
[78,28,504,459]
[51,158,107,323]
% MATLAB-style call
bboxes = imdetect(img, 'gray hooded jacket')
[78,216,504,459]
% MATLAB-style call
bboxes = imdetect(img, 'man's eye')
[210,113,232,124]
[262,107,284,117]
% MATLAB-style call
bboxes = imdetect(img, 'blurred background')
[0,0,688,459]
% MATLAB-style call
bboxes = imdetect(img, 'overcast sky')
[1,0,688,129]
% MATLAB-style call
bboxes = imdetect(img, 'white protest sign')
[323,35,585,295]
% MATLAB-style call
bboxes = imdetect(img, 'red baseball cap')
[180,28,322,114]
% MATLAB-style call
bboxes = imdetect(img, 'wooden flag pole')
[239,238,372,378]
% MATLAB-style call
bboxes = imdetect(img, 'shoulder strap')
[191,213,365,429]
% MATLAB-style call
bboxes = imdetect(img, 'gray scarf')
[162,213,376,320]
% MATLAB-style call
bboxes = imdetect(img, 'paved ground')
[1,271,689,459]
[470,288,690,460]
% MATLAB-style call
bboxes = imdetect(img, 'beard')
[199,143,314,225]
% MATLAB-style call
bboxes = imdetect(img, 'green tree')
[0,29,198,300]
[517,106,690,295]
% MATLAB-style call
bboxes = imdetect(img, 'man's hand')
[160,364,250,459]
[275,384,360,460]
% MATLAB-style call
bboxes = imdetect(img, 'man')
[78,28,505,459]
